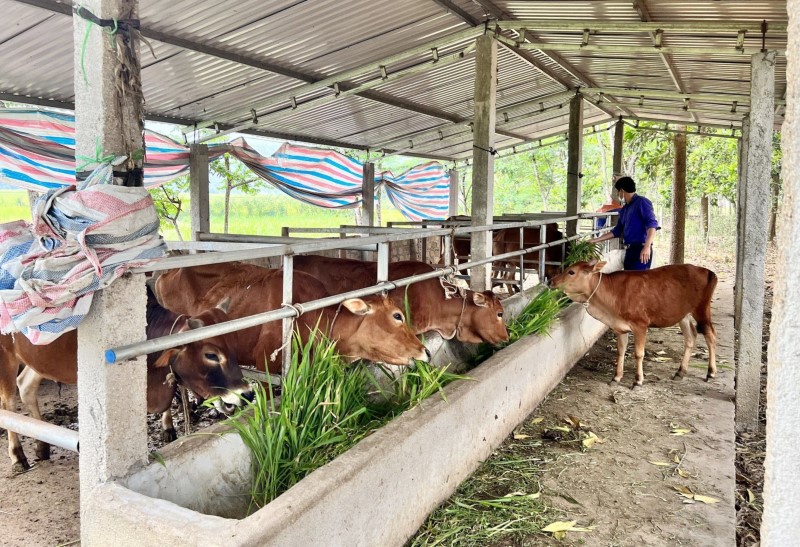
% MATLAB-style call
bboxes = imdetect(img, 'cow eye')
[497,312,504,318]
[568,270,575,275]
[204,352,221,363]
[392,312,403,322]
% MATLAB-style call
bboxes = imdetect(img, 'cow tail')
[695,269,718,335]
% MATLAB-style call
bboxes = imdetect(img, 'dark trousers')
[623,244,653,271]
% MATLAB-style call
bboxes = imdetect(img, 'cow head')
[549,260,606,302]
[333,294,430,366]
[453,291,509,345]
[153,302,254,414]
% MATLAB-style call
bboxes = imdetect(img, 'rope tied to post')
[473,144,497,155]
[269,302,306,362]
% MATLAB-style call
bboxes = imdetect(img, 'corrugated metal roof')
[0,0,788,160]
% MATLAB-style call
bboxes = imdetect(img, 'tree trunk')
[700,194,709,242]
[670,130,687,264]
[171,219,183,241]
[769,172,780,242]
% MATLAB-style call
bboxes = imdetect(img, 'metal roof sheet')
[0,0,788,160]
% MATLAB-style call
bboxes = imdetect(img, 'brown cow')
[0,288,252,473]
[155,262,429,373]
[549,261,717,388]
[292,255,509,345]
[492,223,567,291]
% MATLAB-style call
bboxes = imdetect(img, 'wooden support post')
[469,35,497,291]
[448,168,459,217]
[735,51,776,433]
[189,144,210,239]
[734,117,750,333]
[361,162,375,227]
[566,94,584,237]
[612,117,624,180]
[670,128,687,264]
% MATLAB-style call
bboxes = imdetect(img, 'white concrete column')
[763,2,800,537]
[72,0,149,543]
[566,94,584,237]
[448,168,459,217]
[469,34,497,291]
[189,143,210,239]
[734,116,750,333]
[735,51,776,433]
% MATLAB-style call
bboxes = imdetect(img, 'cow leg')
[702,323,718,381]
[0,353,28,473]
[631,327,647,389]
[16,367,49,461]
[610,331,628,384]
[161,409,177,443]
[673,315,696,381]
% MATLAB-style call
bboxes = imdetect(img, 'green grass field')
[0,190,409,239]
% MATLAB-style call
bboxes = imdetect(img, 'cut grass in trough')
[227,330,466,511]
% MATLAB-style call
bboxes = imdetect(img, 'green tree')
[210,153,263,233]
[150,175,188,240]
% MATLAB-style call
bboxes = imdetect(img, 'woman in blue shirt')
[590,176,660,270]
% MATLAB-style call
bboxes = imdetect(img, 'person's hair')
[614,176,636,193]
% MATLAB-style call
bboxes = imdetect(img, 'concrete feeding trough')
[81,290,607,546]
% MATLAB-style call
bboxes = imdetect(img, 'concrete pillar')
[361,162,375,227]
[189,144,210,239]
[469,35,497,291]
[670,128,687,264]
[735,51,776,433]
[763,3,800,537]
[566,94,584,237]
[448,168,459,217]
[734,117,750,332]
[72,1,149,543]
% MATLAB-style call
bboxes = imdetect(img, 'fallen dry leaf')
[649,461,673,467]
[566,415,584,429]
[553,530,567,540]
[582,431,604,448]
[513,433,531,440]
[531,417,545,424]
[693,494,720,504]
[677,468,690,479]
[672,486,719,504]
[542,520,594,533]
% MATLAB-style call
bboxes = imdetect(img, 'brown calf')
[0,289,251,473]
[292,255,509,345]
[155,262,429,373]
[549,261,717,387]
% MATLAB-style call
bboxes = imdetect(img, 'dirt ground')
[489,273,737,546]
[0,261,747,547]
[0,384,222,546]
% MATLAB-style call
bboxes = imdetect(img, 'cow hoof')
[35,442,50,461]
[672,373,685,381]
[608,379,621,386]
[161,428,177,443]
[705,374,716,382]
[12,459,30,475]
[631,383,643,391]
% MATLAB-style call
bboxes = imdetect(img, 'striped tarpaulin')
[0,109,451,221]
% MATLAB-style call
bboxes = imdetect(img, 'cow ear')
[216,296,232,314]
[588,259,599,266]
[472,291,488,307]
[153,348,179,368]
[592,261,607,272]
[342,298,372,316]
[187,318,205,329]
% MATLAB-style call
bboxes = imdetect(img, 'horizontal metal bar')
[584,87,784,106]
[496,20,788,33]
[197,44,477,143]
[623,122,739,139]
[199,232,378,251]
[625,115,741,130]
[0,409,79,453]
[516,42,784,56]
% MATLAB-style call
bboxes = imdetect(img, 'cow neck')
[583,272,603,308]
[442,293,468,340]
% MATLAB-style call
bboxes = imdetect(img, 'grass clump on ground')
[226,330,466,510]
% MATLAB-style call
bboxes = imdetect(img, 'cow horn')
[216,296,232,313]
[186,318,205,329]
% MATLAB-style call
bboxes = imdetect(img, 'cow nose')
[242,389,255,403]
[425,348,432,361]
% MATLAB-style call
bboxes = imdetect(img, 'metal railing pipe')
[0,410,79,453]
